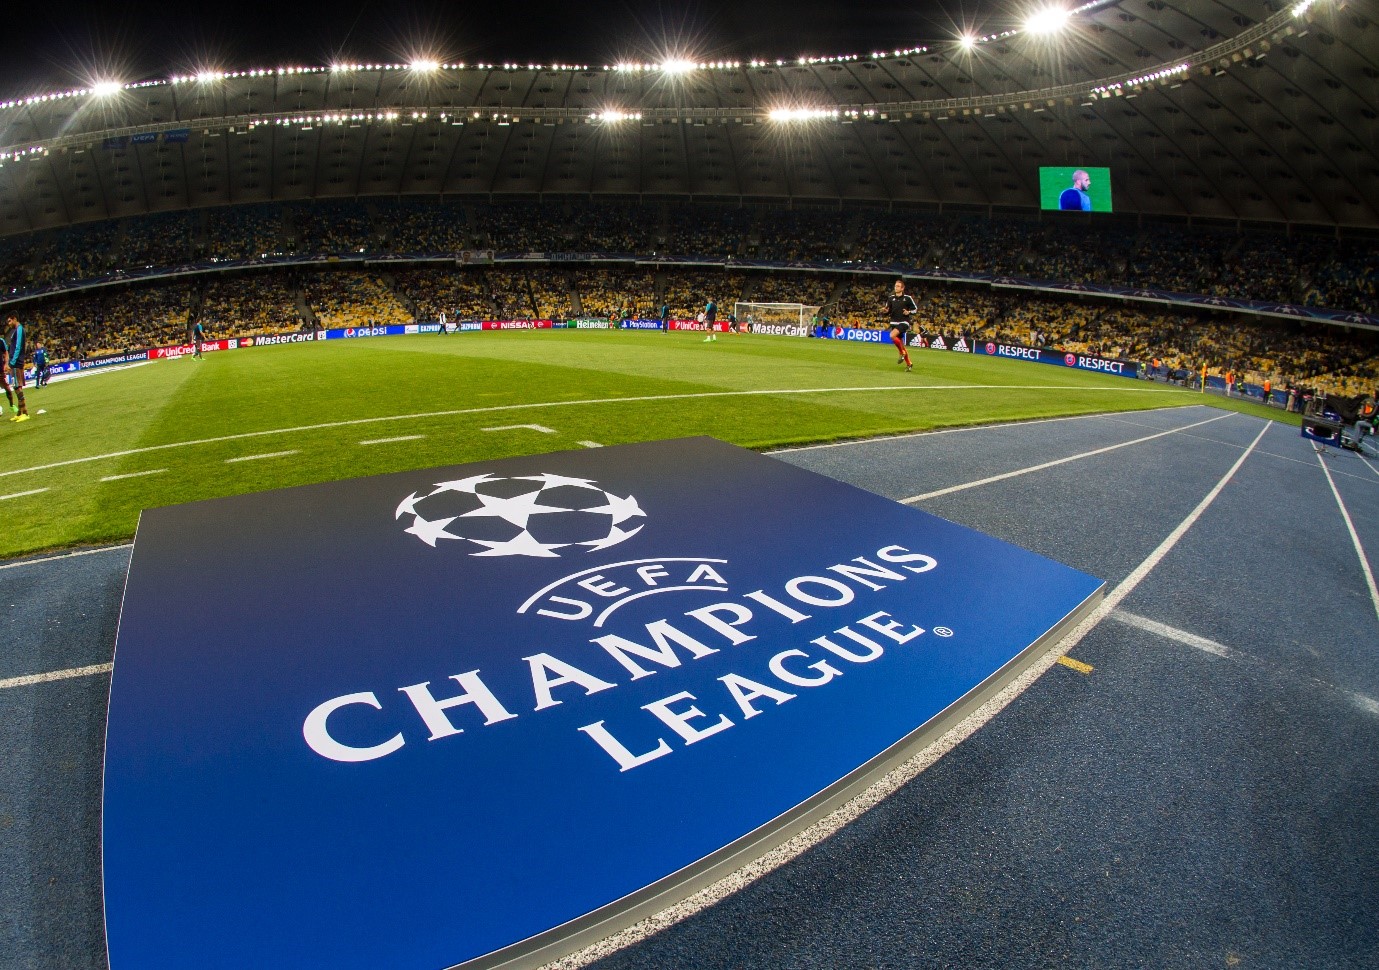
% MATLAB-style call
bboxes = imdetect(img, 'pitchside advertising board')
[104,438,1103,970]
[975,340,1139,378]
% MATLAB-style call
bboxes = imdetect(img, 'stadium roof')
[0,0,1374,234]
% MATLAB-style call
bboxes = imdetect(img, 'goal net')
[733,302,822,333]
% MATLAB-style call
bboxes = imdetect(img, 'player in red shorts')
[885,279,917,372]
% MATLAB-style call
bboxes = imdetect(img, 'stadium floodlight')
[659,59,697,75]
[959,34,978,50]
[90,80,123,98]
[768,107,838,122]
[593,110,642,122]
[408,58,441,72]
[196,70,222,84]
[1024,6,1071,34]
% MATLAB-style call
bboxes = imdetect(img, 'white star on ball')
[405,514,460,547]
[461,489,570,529]
[394,491,424,519]
[469,530,567,558]
[584,491,645,526]
[516,472,603,490]
[430,473,501,496]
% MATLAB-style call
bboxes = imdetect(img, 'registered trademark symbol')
[933,626,954,638]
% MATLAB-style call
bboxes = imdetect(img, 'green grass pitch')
[0,328,1285,560]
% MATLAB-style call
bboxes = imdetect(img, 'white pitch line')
[0,661,113,690]
[901,411,1235,503]
[226,450,299,463]
[1315,448,1379,622]
[99,469,166,482]
[578,441,603,448]
[359,435,426,446]
[0,487,48,501]
[0,543,132,572]
[1111,610,1234,658]
[0,383,1172,482]
[483,424,556,433]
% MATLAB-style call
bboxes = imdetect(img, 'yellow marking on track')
[1057,655,1094,675]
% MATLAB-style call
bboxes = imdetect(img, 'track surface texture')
[2,405,1376,970]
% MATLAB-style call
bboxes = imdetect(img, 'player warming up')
[2,314,29,421]
[886,279,917,372]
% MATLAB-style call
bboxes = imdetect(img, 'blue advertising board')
[813,325,887,342]
[973,340,1139,378]
[104,438,1103,969]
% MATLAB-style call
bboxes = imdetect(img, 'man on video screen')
[1059,170,1092,211]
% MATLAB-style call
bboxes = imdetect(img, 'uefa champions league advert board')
[103,437,1103,969]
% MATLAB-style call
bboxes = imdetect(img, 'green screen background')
[1039,166,1113,212]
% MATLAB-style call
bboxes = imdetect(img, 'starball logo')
[395,473,644,557]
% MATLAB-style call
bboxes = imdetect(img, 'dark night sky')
[0,0,1004,96]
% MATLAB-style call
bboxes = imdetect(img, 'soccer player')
[32,343,49,387]
[191,318,207,360]
[1059,170,1092,211]
[702,299,717,342]
[659,301,670,333]
[3,314,29,421]
[885,280,917,372]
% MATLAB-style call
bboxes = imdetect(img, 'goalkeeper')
[885,279,916,373]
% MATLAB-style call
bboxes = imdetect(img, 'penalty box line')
[0,383,1169,482]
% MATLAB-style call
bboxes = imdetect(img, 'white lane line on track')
[1111,610,1234,657]
[226,450,299,463]
[1362,455,1379,478]
[0,384,1172,481]
[901,411,1236,504]
[771,403,1204,454]
[359,435,426,446]
[547,418,1271,970]
[0,487,48,501]
[1047,422,1269,661]
[1111,609,1379,719]
[0,543,132,572]
[0,662,112,690]
[1315,449,1379,622]
[99,469,166,482]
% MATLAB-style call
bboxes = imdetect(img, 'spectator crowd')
[11,261,1376,400]
[2,199,1373,314]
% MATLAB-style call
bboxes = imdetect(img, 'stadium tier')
[0,0,1376,391]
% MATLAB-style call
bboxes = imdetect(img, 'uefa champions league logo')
[395,473,645,557]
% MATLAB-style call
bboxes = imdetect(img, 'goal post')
[733,302,823,334]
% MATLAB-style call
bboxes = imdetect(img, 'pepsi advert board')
[103,437,1103,970]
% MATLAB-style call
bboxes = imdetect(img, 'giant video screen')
[1039,166,1113,212]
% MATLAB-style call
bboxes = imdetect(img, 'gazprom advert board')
[103,438,1103,969]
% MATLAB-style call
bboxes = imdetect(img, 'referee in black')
[886,279,917,372]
